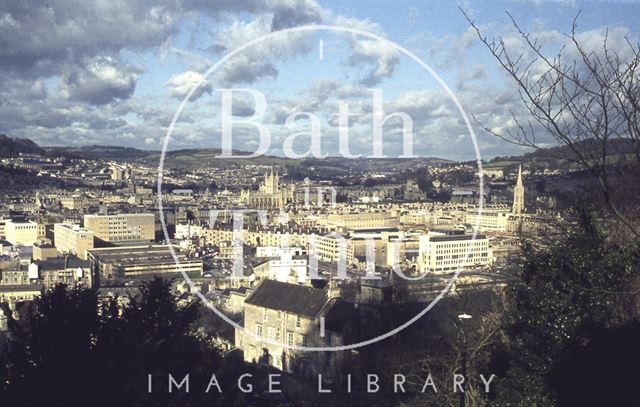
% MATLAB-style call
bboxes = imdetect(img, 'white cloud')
[58,57,141,105]
[166,71,212,100]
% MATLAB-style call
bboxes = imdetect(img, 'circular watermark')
[157,24,484,352]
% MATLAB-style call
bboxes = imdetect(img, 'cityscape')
[0,1,639,406]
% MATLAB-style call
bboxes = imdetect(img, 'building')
[60,195,100,211]
[175,223,203,239]
[83,213,155,244]
[110,164,133,181]
[4,219,40,246]
[0,239,14,256]
[0,269,30,286]
[256,246,306,258]
[33,242,58,261]
[349,228,402,267]
[0,256,92,290]
[483,168,504,179]
[465,166,527,233]
[253,249,308,284]
[31,256,92,289]
[0,284,42,303]
[418,229,492,273]
[465,208,510,232]
[54,223,94,260]
[313,233,355,265]
[321,211,398,231]
[87,245,203,281]
[200,225,321,251]
[240,167,295,210]
[236,280,355,383]
[386,233,421,268]
[221,286,251,315]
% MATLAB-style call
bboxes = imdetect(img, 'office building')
[84,213,155,244]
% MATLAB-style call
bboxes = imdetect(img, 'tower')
[263,165,279,195]
[512,165,525,215]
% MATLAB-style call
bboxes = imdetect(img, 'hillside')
[10,134,631,173]
[486,138,636,170]
[0,134,42,157]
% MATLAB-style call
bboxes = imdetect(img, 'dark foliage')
[0,278,222,407]
[493,210,640,405]
[549,322,640,407]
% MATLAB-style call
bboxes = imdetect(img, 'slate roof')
[245,279,327,318]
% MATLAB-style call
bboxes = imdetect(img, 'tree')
[0,278,223,407]
[0,285,102,406]
[463,9,640,239]
[491,210,640,405]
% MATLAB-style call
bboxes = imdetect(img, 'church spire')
[512,165,525,215]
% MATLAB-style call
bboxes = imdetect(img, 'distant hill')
[0,134,42,157]
[41,145,282,168]
[14,134,633,173]
[485,138,636,171]
[37,141,452,171]
[44,145,153,161]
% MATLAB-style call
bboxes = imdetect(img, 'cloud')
[212,14,314,84]
[187,0,326,30]
[0,1,177,77]
[166,70,212,100]
[230,92,258,117]
[333,17,400,86]
[59,57,141,105]
[350,39,400,86]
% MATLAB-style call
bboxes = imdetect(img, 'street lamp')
[457,313,473,407]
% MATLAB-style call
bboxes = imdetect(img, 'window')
[256,324,263,338]
[300,335,308,347]
[263,309,268,322]
[267,327,275,341]
[295,315,301,328]
[287,332,294,347]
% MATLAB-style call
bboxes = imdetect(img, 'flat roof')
[429,234,487,242]
[36,256,90,270]
[88,245,199,265]
[84,213,154,217]
[55,223,92,232]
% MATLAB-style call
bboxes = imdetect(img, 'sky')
[1,0,639,161]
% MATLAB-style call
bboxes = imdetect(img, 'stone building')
[236,280,356,384]
[240,167,295,210]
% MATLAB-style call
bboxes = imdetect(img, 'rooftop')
[35,256,90,270]
[245,279,327,318]
[0,284,43,293]
[87,245,197,265]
